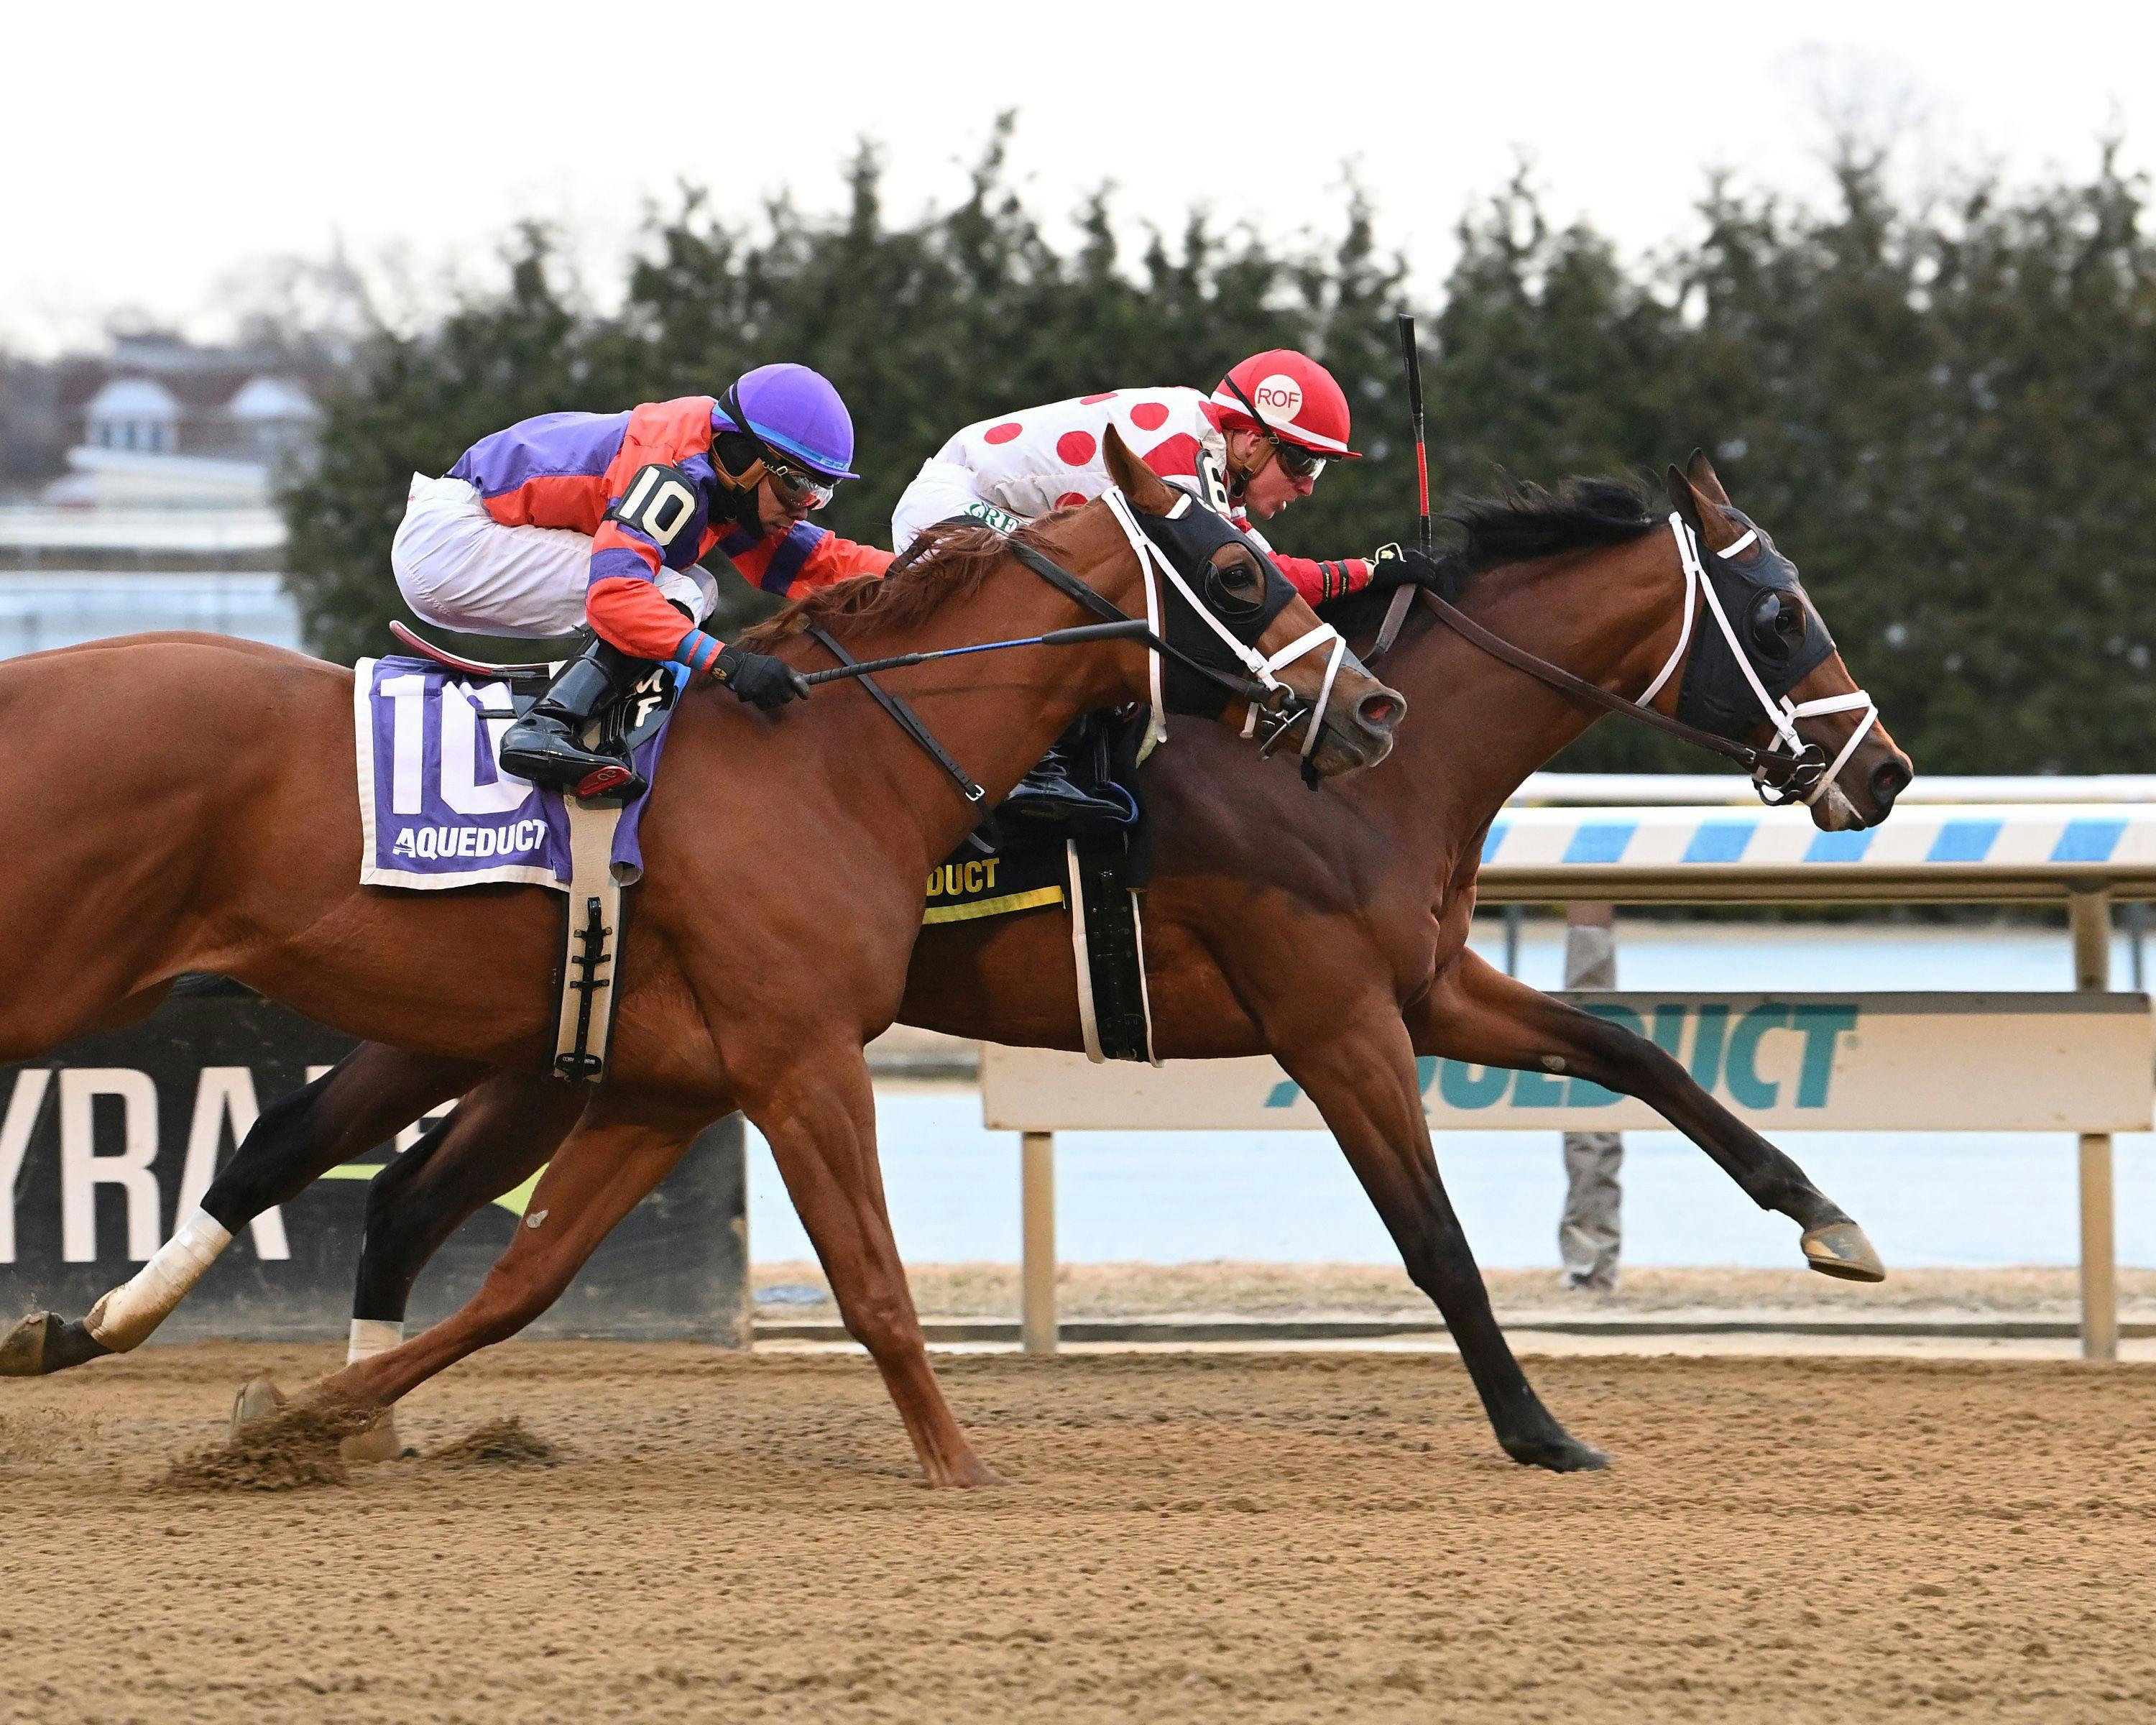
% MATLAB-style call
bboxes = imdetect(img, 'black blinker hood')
[1674,505,1837,740]
[1131,489,1297,717]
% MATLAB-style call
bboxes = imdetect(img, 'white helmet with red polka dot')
[1209,349,1363,461]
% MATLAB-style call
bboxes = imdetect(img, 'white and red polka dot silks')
[895,388,1216,540]
[888,387,1370,605]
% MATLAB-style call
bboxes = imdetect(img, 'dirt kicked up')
[3,1344,2152,1724]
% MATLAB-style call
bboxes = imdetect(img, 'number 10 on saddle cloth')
[353,655,670,889]
[353,654,678,1083]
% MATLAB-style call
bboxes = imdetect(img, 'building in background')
[0,334,315,657]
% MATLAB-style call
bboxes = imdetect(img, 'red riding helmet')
[1209,349,1363,459]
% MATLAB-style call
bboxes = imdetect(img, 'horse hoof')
[230,1374,287,1436]
[1504,1432,1610,1473]
[931,1458,1010,1489]
[1802,1220,1886,1282]
[0,1312,53,1376]
[340,1416,409,1466]
[0,1313,111,1377]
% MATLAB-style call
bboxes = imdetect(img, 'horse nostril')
[1357,690,1404,734]
[1871,757,1912,806]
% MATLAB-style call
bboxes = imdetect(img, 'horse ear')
[1686,447,1731,506]
[1667,461,1742,552]
[1103,423,1179,516]
[1662,464,1703,530]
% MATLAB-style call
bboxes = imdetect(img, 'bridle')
[1373,513,1878,807]
[810,485,1355,806]
[1015,485,1349,781]
[1639,513,1879,807]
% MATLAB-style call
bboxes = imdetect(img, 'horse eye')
[1750,593,1803,656]
[1204,557,1264,617]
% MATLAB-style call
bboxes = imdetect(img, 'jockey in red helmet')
[890,348,1438,818]
[893,347,1433,607]
[392,363,892,796]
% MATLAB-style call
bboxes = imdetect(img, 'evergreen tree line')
[285,126,2156,773]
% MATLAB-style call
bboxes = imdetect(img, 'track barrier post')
[2070,888,2119,1362]
[1021,1130,1058,1354]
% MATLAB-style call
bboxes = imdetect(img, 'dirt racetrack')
[4,1343,2153,1723]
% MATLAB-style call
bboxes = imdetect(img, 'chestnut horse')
[12,453,1910,1477]
[0,432,1401,1486]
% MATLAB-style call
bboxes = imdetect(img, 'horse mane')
[1443,476,1658,576]
[742,515,1072,650]
[1317,475,1658,638]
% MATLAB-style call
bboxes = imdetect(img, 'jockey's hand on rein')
[712,644,810,709]
[1366,543,1446,594]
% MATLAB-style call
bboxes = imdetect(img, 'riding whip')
[799,618,1156,685]
[1397,310,1432,560]
[1372,311,1431,658]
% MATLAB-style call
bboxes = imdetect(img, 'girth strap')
[804,624,985,806]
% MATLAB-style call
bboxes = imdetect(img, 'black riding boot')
[498,635,654,799]
[1001,734,1131,825]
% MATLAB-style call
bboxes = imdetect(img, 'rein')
[803,625,986,805]
[1388,514,1877,806]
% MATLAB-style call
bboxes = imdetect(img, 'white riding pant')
[890,457,1024,554]
[392,473,716,638]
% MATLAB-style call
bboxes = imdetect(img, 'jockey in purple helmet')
[392,362,893,796]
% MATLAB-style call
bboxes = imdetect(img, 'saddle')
[923,713,1158,1064]
[390,620,675,768]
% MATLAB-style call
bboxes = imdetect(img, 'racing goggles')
[762,457,839,510]
[1222,375,1327,482]
[1269,441,1327,482]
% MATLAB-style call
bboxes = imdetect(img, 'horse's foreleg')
[747,1044,1000,1488]
[1411,949,1882,1281]
[0,1045,480,1377]
[303,1099,699,1417]
[1279,1011,1607,1473]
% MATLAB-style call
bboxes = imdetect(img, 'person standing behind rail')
[1560,902,1623,1290]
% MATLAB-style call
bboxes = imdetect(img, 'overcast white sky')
[4,1,2151,354]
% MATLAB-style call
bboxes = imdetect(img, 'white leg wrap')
[347,1318,405,1366]
[83,1209,233,1351]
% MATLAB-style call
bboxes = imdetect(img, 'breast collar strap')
[1639,513,1879,807]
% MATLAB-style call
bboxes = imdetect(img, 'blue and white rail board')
[1473,803,2156,902]
[982,993,2153,1135]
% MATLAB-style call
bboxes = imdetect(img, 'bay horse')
[12,452,1910,1476]
[0,431,1401,1487]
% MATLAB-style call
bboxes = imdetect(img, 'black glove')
[712,644,809,709]
[1365,543,1447,594]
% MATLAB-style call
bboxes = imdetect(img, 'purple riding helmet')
[713,362,861,510]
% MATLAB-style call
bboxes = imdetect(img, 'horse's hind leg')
[747,1041,999,1487]
[336,1074,580,1458]
[289,1096,701,1422]
[351,1072,580,1334]
[1,1045,479,1377]
[1276,1007,1607,1473]
[1412,949,1881,1280]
